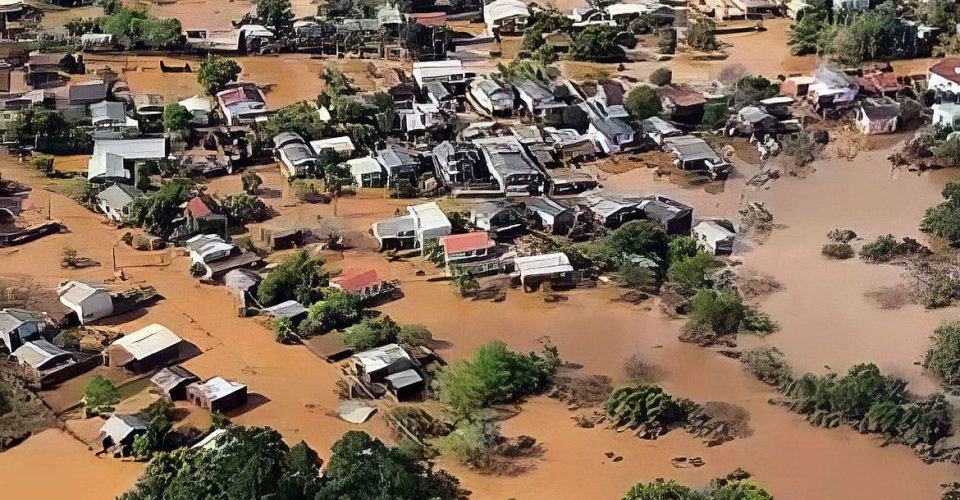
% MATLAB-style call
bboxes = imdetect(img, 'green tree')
[437,340,560,418]
[256,0,294,37]
[668,236,699,266]
[7,109,69,145]
[788,2,829,55]
[924,321,960,388]
[260,101,330,142]
[342,315,401,351]
[221,193,268,225]
[324,162,355,196]
[398,324,433,346]
[196,55,242,95]
[686,19,719,51]
[624,86,662,122]
[83,375,121,415]
[162,103,192,132]
[570,25,626,62]
[29,155,55,176]
[257,250,328,306]
[520,8,572,53]
[581,220,669,272]
[687,287,745,336]
[623,478,702,500]
[298,289,363,337]
[128,179,193,237]
[921,182,960,246]
[135,163,152,192]
[666,252,723,292]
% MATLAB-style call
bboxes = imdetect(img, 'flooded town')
[2,0,960,499]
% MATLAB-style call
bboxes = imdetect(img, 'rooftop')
[111,323,182,360]
[442,231,495,255]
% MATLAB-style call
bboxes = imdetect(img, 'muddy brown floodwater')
[2,141,960,496]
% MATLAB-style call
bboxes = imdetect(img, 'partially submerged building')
[351,343,422,400]
[440,231,499,276]
[469,199,526,235]
[58,281,114,325]
[371,201,451,250]
[692,220,735,255]
[515,253,574,291]
[87,137,168,182]
[662,135,732,179]
[216,83,268,126]
[273,132,318,177]
[102,323,183,373]
[483,0,529,36]
[633,195,694,235]
[186,377,248,413]
[469,77,514,116]
[525,197,577,235]
[96,183,142,221]
[12,339,78,385]
[150,365,200,400]
[473,136,544,196]
[0,307,40,352]
[99,414,146,456]
[855,97,901,135]
[346,157,386,188]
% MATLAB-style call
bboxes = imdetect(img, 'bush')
[257,250,328,306]
[649,68,672,86]
[657,27,676,54]
[342,316,401,351]
[741,347,792,385]
[624,353,655,383]
[83,375,120,416]
[580,220,669,272]
[741,308,778,334]
[687,19,719,52]
[196,55,241,94]
[162,103,192,132]
[29,155,55,176]
[921,182,960,246]
[821,243,855,260]
[668,236,699,265]
[436,340,560,418]
[858,234,928,263]
[624,86,663,122]
[570,25,626,62]
[924,321,960,388]
[437,418,500,469]
[272,317,299,344]
[298,289,363,337]
[827,228,857,244]
[686,288,746,337]
[666,252,723,293]
[604,385,697,438]
[398,324,432,347]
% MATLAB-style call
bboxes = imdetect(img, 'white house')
[87,138,168,181]
[216,83,269,126]
[692,220,735,256]
[469,78,514,116]
[346,157,386,188]
[57,281,114,324]
[371,201,452,250]
[855,97,901,135]
[514,253,574,291]
[933,102,960,127]
[411,60,467,89]
[929,58,960,94]
[96,184,142,221]
[310,136,356,156]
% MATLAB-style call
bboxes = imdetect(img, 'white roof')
[100,414,146,441]
[92,138,167,160]
[515,252,573,277]
[484,0,529,24]
[759,96,795,106]
[354,343,411,373]
[197,241,235,261]
[111,323,182,360]
[407,201,452,232]
[693,220,735,242]
[606,3,655,16]
[178,95,215,113]
[192,428,228,449]
[310,136,356,154]
[190,376,246,402]
[346,157,384,176]
[412,60,464,87]
[13,340,71,369]
[57,281,109,305]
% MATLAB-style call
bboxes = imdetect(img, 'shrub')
[741,308,778,334]
[196,55,241,94]
[624,353,655,383]
[859,234,928,263]
[924,321,960,388]
[921,182,960,246]
[342,316,401,351]
[29,155,55,176]
[272,317,299,344]
[581,220,669,272]
[624,86,663,122]
[666,252,723,293]
[821,243,855,260]
[83,375,120,415]
[257,250,328,306]
[827,228,857,243]
[686,288,746,336]
[741,347,792,385]
[437,418,500,469]
[687,19,719,51]
[436,340,560,418]
[668,236,700,265]
[162,103,192,132]
[657,27,676,54]
[604,385,697,438]
[298,289,363,337]
[649,68,672,86]
[398,324,432,346]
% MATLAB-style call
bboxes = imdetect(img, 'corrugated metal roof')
[111,323,182,360]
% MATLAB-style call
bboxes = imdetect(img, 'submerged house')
[469,77,514,116]
[186,377,248,413]
[659,86,706,125]
[633,195,694,235]
[641,117,682,145]
[809,65,859,111]
[102,323,183,373]
[583,193,640,228]
[150,365,200,400]
[376,145,422,185]
[855,97,901,135]
[87,137,168,182]
[525,197,578,235]
[483,0,529,35]
[692,220,735,255]
[329,268,395,302]
[432,141,488,189]
[352,343,422,400]
[474,136,544,196]
[310,136,356,156]
[90,101,137,139]
[346,157,386,188]
[13,340,77,385]
[99,415,146,456]
[183,195,228,238]
[440,231,499,276]
[216,83,269,126]
[273,132,318,178]
[371,201,451,250]
[929,58,960,94]
[469,199,526,235]
[515,253,574,291]
[662,135,732,179]
[58,281,114,325]
[0,308,40,352]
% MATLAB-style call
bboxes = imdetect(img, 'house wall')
[928,73,960,93]
[68,292,114,324]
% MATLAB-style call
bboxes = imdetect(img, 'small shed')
[524,197,577,235]
[12,340,76,383]
[353,343,414,381]
[96,184,142,222]
[150,365,200,400]
[58,281,114,325]
[99,414,146,455]
[692,220,735,255]
[103,324,183,373]
[186,377,248,413]
[261,300,308,321]
[0,308,40,352]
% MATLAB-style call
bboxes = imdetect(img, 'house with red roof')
[928,58,960,94]
[439,231,501,276]
[330,269,398,302]
[183,194,227,238]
